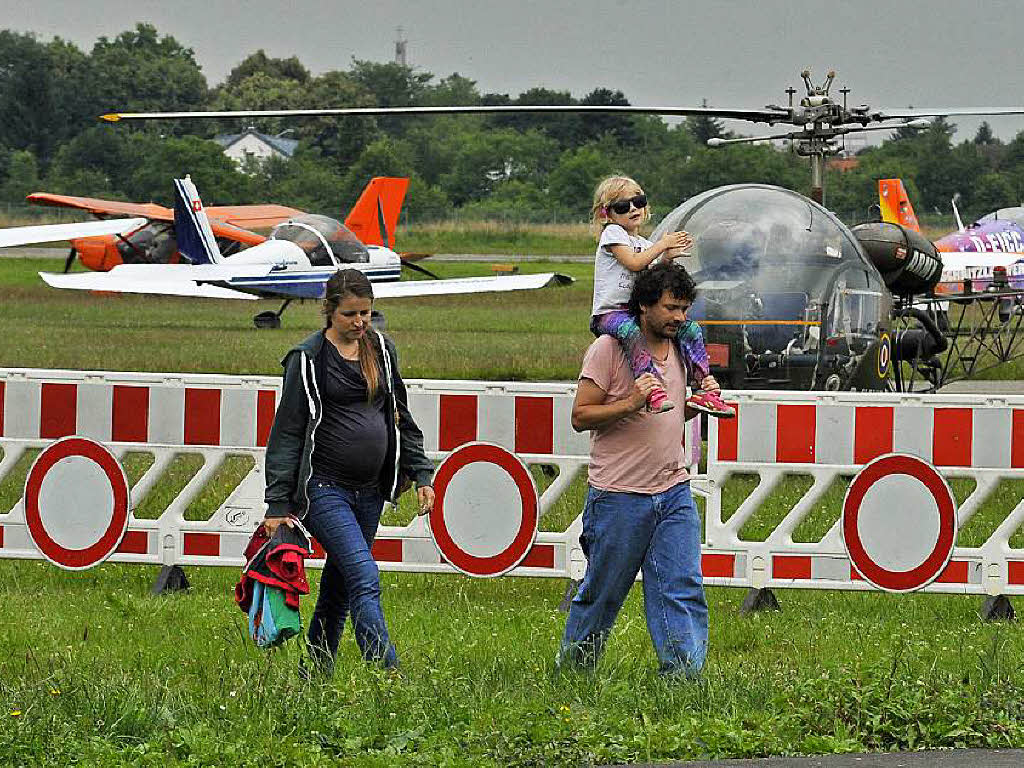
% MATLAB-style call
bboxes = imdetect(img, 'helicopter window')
[978,207,1024,228]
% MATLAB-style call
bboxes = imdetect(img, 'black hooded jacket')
[264,328,434,519]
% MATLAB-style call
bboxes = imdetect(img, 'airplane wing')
[205,204,305,230]
[0,218,148,248]
[38,263,265,300]
[26,193,172,220]
[371,272,574,298]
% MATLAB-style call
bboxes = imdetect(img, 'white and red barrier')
[4,367,1024,598]
[707,390,1024,596]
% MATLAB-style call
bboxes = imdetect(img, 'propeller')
[63,248,77,273]
[401,259,441,280]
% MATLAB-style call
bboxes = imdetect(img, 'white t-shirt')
[592,223,653,315]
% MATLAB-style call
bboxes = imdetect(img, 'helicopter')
[99,70,1024,391]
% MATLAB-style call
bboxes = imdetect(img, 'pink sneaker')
[647,386,675,413]
[686,390,735,418]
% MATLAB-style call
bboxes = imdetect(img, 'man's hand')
[263,516,295,536]
[417,485,435,516]
[628,373,661,412]
[701,375,721,393]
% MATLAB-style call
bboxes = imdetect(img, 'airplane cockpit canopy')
[975,207,1024,228]
[270,214,369,267]
[651,184,889,353]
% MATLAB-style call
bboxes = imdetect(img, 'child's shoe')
[647,387,675,413]
[686,390,735,418]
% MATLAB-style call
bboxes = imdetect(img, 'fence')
[3,368,1024,598]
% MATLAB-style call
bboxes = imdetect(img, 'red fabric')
[234,523,311,615]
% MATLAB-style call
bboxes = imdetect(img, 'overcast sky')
[5,0,1024,141]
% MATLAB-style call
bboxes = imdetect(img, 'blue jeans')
[559,482,708,675]
[303,478,397,671]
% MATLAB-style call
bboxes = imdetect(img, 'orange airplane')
[27,177,410,273]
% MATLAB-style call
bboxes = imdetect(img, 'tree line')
[2,23,1023,225]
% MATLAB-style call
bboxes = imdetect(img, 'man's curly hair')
[627,260,697,318]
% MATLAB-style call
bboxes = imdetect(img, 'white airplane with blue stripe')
[39,176,572,328]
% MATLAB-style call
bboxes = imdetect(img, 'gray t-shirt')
[591,224,653,315]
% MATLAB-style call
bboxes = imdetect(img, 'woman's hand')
[263,516,295,536]
[417,485,435,515]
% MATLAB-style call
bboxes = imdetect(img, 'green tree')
[90,24,207,120]
[440,129,557,205]
[294,70,378,171]
[547,145,616,217]
[225,50,309,87]
[971,172,1015,214]
[0,150,40,202]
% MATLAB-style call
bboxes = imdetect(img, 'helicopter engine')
[851,222,942,297]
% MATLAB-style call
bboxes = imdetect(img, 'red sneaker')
[647,386,675,413]
[686,390,735,418]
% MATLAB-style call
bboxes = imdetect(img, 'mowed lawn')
[2,257,1024,766]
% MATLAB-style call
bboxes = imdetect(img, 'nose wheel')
[253,299,292,330]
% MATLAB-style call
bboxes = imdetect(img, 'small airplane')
[38,176,573,328]
[27,177,414,275]
[878,178,1024,295]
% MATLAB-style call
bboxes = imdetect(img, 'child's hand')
[630,373,661,411]
[701,375,720,393]
[659,230,693,259]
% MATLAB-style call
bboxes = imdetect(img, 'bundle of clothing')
[235,519,314,648]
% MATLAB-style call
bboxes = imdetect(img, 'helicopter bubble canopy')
[651,184,890,360]
[270,214,370,267]
[975,207,1024,228]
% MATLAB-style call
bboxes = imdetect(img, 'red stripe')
[1012,411,1024,468]
[256,390,277,447]
[40,383,77,439]
[182,532,220,557]
[1009,561,1024,585]
[514,396,553,454]
[701,553,735,578]
[184,388,221,445]
[773,555,811,579]
[854,406,894,464]
[776,404,815,463]
[111,385,149,442]
[519,543,555,569]
[371,538,402,562]
[310,538,326,560]
[933,408,972,467]
[935,560,969,584]
[0,381,5,436]
[438,394,477,451]
[116,530,148,555]
[716,403,739,461]
[0,525,4,549]
[850,566,864,581]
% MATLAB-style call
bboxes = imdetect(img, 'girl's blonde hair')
[590,175,650,234]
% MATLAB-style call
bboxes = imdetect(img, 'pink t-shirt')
[580,335,690,494]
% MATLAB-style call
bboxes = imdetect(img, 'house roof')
[214,127,298,157]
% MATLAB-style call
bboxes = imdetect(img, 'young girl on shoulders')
[590,175,734,417]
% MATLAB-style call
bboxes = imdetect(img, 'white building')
[214,128,298,168]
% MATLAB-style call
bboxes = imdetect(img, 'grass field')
[2,256,1024,766]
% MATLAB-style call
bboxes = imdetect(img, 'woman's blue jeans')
[559,482,708,675]
[303,478,397,672]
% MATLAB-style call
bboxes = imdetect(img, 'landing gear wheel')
[253,311,282,330]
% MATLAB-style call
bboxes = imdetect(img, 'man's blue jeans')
[303,478,398,672]
[559,481,708,675]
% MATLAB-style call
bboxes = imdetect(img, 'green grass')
[3,255,1024,764]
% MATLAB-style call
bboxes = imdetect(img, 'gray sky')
[5,0,1024,141]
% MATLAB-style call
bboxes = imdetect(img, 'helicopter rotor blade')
[101,104,789,123]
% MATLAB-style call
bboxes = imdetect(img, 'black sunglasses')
[608,194,648,215]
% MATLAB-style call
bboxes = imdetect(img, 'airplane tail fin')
[173,175,223,264]
[878,178,921,233]
[344,177,409,248]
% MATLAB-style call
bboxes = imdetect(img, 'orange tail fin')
[344,177,409,248]
[878,178,921,233]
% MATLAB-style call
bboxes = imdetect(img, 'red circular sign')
[430,442,538,577]
[24,437,130,570]
[842,453,956,592]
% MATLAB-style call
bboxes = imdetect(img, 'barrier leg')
[151,565,190,595]
[740,587,780,614]
[980,594,1015,622]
